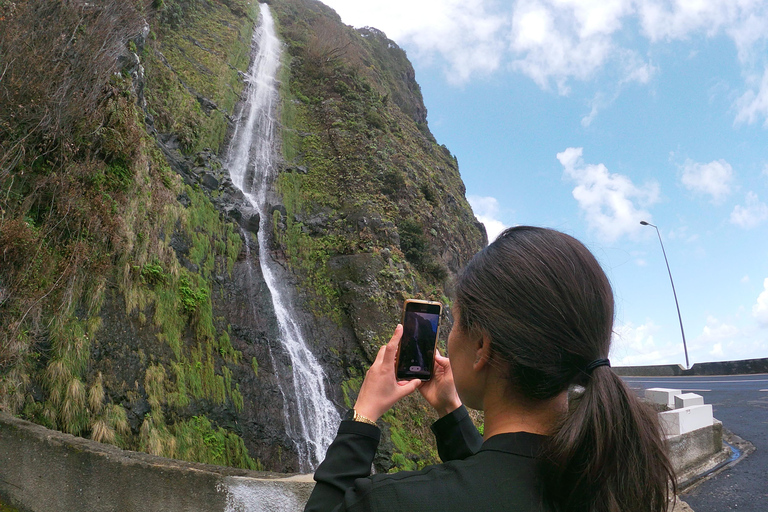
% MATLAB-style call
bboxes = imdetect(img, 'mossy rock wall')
[0,0,486,474]
[269,0,486,471]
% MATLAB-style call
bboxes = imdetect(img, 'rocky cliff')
[0,0,486,474]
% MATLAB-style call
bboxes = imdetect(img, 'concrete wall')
[0,409,728,510]
[614,357,768,377]
[0,413,314,512]
[667,420,728,488]
[667,420,723,474]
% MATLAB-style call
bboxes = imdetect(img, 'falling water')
[226,3,339,471]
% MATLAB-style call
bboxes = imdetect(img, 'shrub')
[398,219,427,266]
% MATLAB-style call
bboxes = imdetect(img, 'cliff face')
[0,0,486,474]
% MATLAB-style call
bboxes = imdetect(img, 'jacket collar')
[479,431,547,458]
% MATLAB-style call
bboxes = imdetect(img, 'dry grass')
[88,373,105,414]
[91,418,116,444]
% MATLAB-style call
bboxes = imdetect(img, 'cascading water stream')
[226,3,339,471]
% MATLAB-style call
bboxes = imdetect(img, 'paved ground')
[623,374,768,512]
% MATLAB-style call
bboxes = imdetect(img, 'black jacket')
[304,406,551,512]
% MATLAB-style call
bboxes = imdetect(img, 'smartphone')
[395,299,442,381]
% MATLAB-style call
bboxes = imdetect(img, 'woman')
[305,226,675,512]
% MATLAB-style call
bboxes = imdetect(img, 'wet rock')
[177,192,191,208]
[242,212,260,234]
[270,204,287,218]
[196,94,218,114]
[282,164,308,174]
[225,206,259,235]
[227,207,242,222]
[124,397,150,435]
[170,229,191,257]
[200,172,219,190]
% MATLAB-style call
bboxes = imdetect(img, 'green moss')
[382,407,438,472]
[0,0,262,471]
[178,274,208,313]
[340,376,363,409]
[173,415,261,470]
[140,262,167,285]
[144,0,258,154]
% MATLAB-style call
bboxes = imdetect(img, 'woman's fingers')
[433,351,449,367]
[384,324,403,361]
[354,324,417,421]
[397,378,423,393]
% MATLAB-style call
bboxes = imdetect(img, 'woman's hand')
[353,324,423,422]
[418,351,462,418]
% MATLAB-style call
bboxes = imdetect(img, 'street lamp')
[640,221,690,369]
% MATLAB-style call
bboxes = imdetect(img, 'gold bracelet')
[353,409,377,426]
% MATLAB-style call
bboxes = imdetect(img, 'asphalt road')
[622,374,768,512]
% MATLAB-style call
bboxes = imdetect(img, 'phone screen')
[396,301,442,381]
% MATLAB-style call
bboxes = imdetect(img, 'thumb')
[397,378,423,395]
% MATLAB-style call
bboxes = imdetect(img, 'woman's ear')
[472,332,492,371]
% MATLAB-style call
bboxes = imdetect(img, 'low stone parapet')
[646,388,683,409]
[642,388,728,488]
[674,393,704,409]
[660,404,714,437]
[0,413,314,512]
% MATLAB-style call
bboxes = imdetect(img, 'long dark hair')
[455,226,675,512]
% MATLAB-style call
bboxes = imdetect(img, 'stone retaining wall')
[0,413,314,512]
[0,407,729,511]
[614,357,768,377]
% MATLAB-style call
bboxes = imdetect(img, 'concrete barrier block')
[674,393,704,409]
[659,404,713,437]
[645,388,682,408]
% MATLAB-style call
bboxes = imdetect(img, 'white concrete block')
[674,393,704,409]
[645,388,682,408]
[659,404,713,437]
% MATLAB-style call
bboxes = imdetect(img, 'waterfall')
[227,3,339,472]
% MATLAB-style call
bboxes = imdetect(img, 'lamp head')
[640,221,650,226]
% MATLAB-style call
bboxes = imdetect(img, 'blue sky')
[318,0,768,367]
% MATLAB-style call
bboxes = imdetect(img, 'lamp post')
[640,221,690,369]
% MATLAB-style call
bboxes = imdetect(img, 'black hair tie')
[585,358,611,374]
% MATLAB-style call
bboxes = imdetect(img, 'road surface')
[622,374,768,512]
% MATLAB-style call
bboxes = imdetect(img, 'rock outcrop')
[0,0,486,474]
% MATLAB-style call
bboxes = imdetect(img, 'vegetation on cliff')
[1,0,485,473]
[1,0,260,469]
[269,0,486,471]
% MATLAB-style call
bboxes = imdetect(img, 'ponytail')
[455,227,676,512]
[542,367,676,512]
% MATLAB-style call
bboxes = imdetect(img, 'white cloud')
[322,0,768,120]
[680,159,734,204]
[558,147,659,242]
[753,278,768,326]
[320,0,508,84]
[735,67,768,126]
[700,315,741,343]
[467,195,508,243]
[610,320,684,366]
[742,275,750,283]
[639,1,735,41]
[667,225,699,243]
[509,0,649,94]
[731,191,768,229]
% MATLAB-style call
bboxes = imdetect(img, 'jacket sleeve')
[304,420,381,512]
[430,405,483,462]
